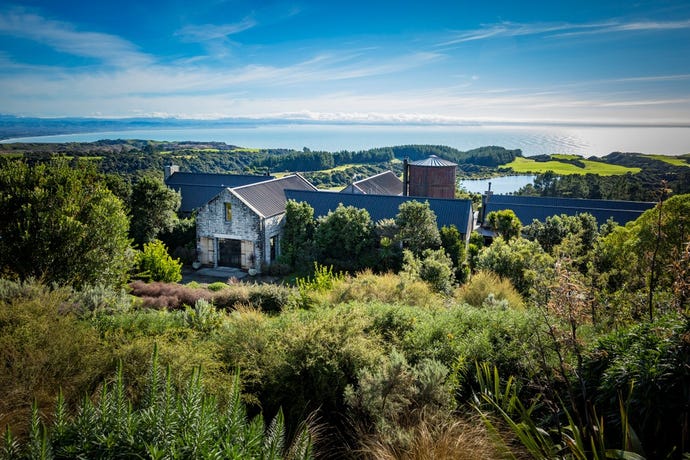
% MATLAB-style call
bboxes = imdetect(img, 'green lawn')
[642,154,690,167]
[500,156,640,176]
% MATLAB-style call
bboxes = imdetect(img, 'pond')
[459,175,536,195]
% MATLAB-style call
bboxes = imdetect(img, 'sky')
[1,0,690,125]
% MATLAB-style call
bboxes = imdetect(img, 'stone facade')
[196,188,284,271]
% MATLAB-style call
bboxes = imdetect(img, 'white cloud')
[176,18,257,42]
[439,18,690,46]
[0,9,152,67]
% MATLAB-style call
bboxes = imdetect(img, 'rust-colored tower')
[403,155,457,199]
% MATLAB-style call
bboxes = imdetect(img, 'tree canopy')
[0,160,132,287]
[395,201,441,256]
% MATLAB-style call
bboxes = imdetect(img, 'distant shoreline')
[2,121,690,157]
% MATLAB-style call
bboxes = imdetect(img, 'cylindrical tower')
[406,155,457,199]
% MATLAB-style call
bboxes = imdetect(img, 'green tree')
[134,239,183,283]
[477,237,554,296]
[315,204,376,272]
[0,160,132,288]
[282,200,317,271]
[129,175,181,247]
[395,201,441,256]
[485,209,522,241]
[440,224,469,284]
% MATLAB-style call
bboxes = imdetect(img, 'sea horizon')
[1,122,689,157]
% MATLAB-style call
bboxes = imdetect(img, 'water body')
[460,175,536,195]
[2,123,689,157]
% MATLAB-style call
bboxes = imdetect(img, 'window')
[225,202,232,221]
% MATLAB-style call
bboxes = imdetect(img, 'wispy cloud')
[439,18,690,46]
[0,8,152,67]
[176,18,257,43]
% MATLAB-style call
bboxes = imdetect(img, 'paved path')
[181,266,248,283]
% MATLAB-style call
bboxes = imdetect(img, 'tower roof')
[409,155,457,167]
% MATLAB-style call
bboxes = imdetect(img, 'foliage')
[314,204,377,272]
[394,201,441,256]
[457,270,523,310]
[477,237,554,296]
[129,175,181,247]
[485,209,522,241]
[0,281,110,433]
[344,349,454,450]
[595,193,690,315]
[440,224,469,284]
[0,159,132,288]
[401,249,455,295]
[472,362,645,460]
[523,213,598,254]
[2,353,315,459]
[281,200,317,272]
[133,239,183,283]
[583,313,690,458]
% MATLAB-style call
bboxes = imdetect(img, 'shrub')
[206,281,228,292]
[4,353,315,459]
[0,281,110,433]
[456,270,524,309]
[248,283,293,313]
[133,239,183,283]
[129,280,211,310]
[325,271,442,309]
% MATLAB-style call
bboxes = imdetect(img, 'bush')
[582,312,690,458]
[248,283,293,313]
[129,280,211,310]
[456,270,523,309]
[133,239,183,283]
[4,353,315,459]
[323,270,442,309]
[206,281,228,292]
[0,281,110,433]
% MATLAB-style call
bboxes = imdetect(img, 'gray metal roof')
[233,175,318,217]
[409,155,457,167]
[165,172,274,213]
[342,170,403,195]
[483,194,655,226]
[285,189,474,236]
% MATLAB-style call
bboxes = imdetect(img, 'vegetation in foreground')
[1,153,690,458]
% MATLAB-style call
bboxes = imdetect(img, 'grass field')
[500,156,640,176]
[642,154,690,167]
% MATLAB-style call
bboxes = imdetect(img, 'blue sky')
[1,0,690,125]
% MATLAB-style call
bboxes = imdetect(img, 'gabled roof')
[409,155,457,167]
[341,170,403,195]
[285,189,474,235]
[233,175,318,218]
[165,172,274,213]
[483,194,655,226]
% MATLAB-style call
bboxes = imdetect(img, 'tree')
[477,237,554,296]
[0,160,132,288]
[315,204,376,272]
[129,175,181,247]
[281,200,317,271]
[395,201,441,256]
[314,204,376,272]
[440,224,469,284]
[134,239,183,283]
[485,209,522,241]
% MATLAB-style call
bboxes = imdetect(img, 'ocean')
[2,123,689,157]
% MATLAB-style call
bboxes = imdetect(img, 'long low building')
[285,189,474,241]
[481,194,655,226]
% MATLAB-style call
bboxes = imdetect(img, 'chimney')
[402,157,409,196]
[480,183,494,224]
[164,164,179,181]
